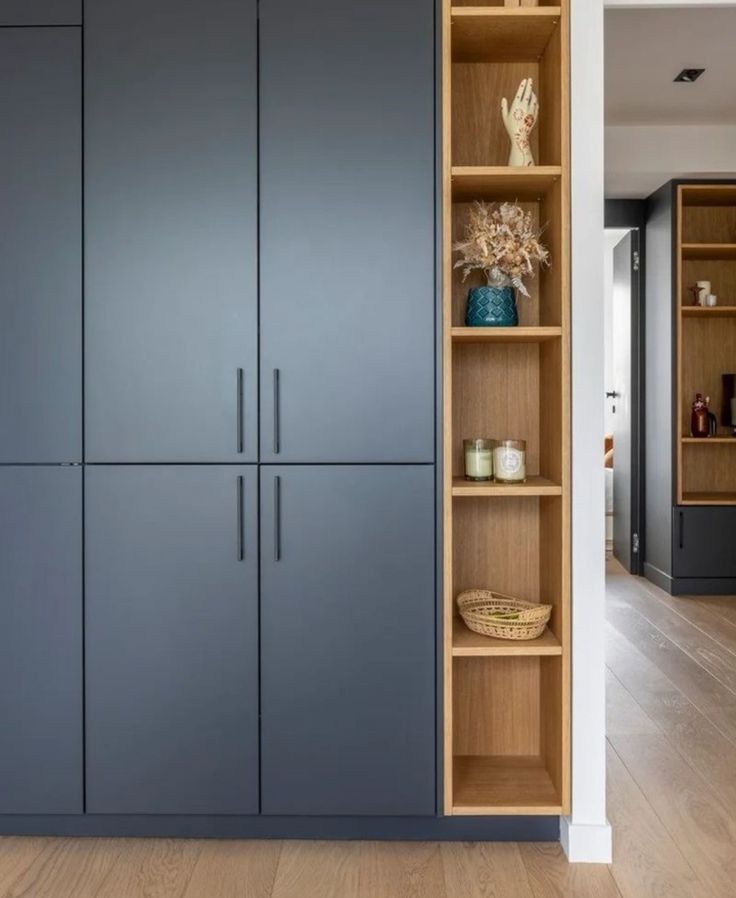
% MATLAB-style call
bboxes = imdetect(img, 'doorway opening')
[604,208,644,576]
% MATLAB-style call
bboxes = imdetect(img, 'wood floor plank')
[359,842,446,898]
[695,595,736,628]
[606,594,736,712]
[441,842,533,898]
[0,839,49,896]
[607,624,736,809]
[608,572,736,696]
[182,841,281,898]
[639,581,736,658]
[270,842,361,898]
[518,843,621,898]
[2,838,124,898]
[605,667,660,737]
[605,743,701,898]
[609,732,736,897]
[93,838,201,898]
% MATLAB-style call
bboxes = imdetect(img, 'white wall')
[606,124,736,198]
[606,0,736,6]
[566,0,613,864]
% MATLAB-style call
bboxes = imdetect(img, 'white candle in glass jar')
[493,440,526,483]
[464,439,493,480]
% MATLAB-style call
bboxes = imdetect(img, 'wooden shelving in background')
[442,0,570,817]
[681,243,736,261]
[681,306,736,317]
[678,184,736,505]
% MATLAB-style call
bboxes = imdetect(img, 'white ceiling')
[605,7,736,125]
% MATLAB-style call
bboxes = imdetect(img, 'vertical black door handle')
[237,475,245,561]
[679,511,684,550]
[274,475,281,561]
[236,368,245,454]
[273,368,281,455]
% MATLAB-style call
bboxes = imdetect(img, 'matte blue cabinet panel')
[259,0,435,463]
[85,466,259,815]
[0,467,82,813]
[84,0,258,463]
[0,1,81,24]
[260,465,436,816]
[0,29,81,463]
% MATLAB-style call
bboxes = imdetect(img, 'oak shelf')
[452,756,562,816]
[451,326,562,343]
[681,492,736,506]
[451,8,561,63]
[452,619,561,657]
[451,166,562,201]
[681,243,736,261]
[452,476,561,497]
[681,437,736,444]
[681,305,736,317]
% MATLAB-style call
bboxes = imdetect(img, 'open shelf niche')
[678,184,736,504]
[442,1,570,815]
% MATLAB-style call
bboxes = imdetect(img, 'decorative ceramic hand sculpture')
[501,78,538,167]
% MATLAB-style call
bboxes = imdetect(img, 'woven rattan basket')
[457,590,552,641]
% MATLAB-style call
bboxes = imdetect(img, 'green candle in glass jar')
[464,439,493,481]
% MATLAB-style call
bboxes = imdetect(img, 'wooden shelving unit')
[678,183,736,505]
[442,1,570,816]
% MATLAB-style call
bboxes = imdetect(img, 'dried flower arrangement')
[453,201,549,297]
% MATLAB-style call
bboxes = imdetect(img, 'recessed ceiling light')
[674,68,705,83]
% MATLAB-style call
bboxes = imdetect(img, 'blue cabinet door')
[260,465,436,815]
[260,0,435,463]
[85,466,259,814]
[0,29,81,463]
[85,0,258,462]
[0,467,82,813]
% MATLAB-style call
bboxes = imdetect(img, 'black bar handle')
[679,511,684,550]
[237,368,244,454]
[274,475,281,561]
[273,368,281,455]
[237,475,245,561]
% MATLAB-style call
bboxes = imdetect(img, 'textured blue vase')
[465,285,518,327]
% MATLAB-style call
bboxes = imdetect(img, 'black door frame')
[605,199,645,576]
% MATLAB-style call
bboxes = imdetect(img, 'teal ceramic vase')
[465,285,518,327]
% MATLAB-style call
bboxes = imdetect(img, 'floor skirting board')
[0,815,560,842]
[645,562,736,596]
[560,818,613,863]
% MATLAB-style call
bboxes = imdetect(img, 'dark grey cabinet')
[0,467,82,813]
[85,0,258,463]
[260,465,435,816]
[673,507,736,580]
[0,1,81,25]
[259,0,435,463]
[0,28,81,463]
[85,466,259,814]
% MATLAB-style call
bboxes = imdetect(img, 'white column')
[564,0,613,864]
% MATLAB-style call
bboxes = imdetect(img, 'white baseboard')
[560,817,613,863]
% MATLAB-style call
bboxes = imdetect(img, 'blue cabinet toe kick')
[0,815,560,842]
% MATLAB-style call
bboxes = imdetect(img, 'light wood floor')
[2,562,736,897]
